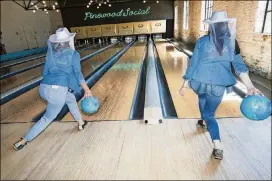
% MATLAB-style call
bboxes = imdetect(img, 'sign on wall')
[84,7,151,20]
[61,1,173,27]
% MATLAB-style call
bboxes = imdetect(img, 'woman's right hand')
[179,87,186,96]
[84,89,93,98]
[80,82,93,98]
[179,80,189,96]
[247,87,262,96]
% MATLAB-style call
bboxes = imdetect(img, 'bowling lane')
[0,53,46,68]
[62,42,146,121]
[0,42,125,123]
[0,43,108,93]
[154,40,243,118]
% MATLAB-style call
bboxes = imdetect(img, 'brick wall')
[174,0,271,80]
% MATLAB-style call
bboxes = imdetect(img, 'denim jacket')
[42,49,86,93]
[183,35,248,96]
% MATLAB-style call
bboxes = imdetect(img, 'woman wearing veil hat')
[179,11,261,160]
[13,28,93,151]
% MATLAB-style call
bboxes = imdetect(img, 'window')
[200,0,214,31]
[183,0,189,30]
[262,0,271,33]
[174,6,179,30]
[255,0,271,34]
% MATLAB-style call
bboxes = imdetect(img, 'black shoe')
[196,120,207,131]
[212,149,223,160]
[13,138,27,151]
[78,121,88,131]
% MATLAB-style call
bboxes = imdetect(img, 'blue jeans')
[198,93,223,141]
[24,84,82,142]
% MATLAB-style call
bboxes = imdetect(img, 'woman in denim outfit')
[13,28,92,150]
[179,11,260,160]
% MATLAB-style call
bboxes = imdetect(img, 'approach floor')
[1,117,271,180]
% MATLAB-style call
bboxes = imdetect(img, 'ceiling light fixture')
[16,0,59,13]
[86,0,111,8]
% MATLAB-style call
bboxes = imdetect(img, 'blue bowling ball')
[80,96,100,115]
[240,95,271,121]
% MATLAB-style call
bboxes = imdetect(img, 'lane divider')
[129,42,148,120]
[0,54,45,69]
[0,62,44,80]
[153,39,178,119]
[166,38,192,57]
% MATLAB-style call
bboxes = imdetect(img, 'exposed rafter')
[12,0,162,11]
[12,0,27,10]
[12,0,41,9]
[12,0,59,11]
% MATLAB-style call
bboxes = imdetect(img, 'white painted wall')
[1,1,63,53]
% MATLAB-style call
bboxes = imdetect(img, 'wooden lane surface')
[0,53,46,67]
[0,57,44,78]
[62,43,146,121]
[0,60,43,93]
[155,40,243,118]
[0,44,106,93]
[0,43,124,123]
[1,117,271,180]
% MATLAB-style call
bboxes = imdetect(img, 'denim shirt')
[42,49,86,93]
[183,35,248,96]
[183,35,248,85]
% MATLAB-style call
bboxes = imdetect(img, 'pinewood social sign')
[84,7,151,20]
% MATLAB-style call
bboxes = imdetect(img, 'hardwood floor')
[1,118,271,180]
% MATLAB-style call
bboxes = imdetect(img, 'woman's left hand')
[247,87,262,96]
[84,89,93,98]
